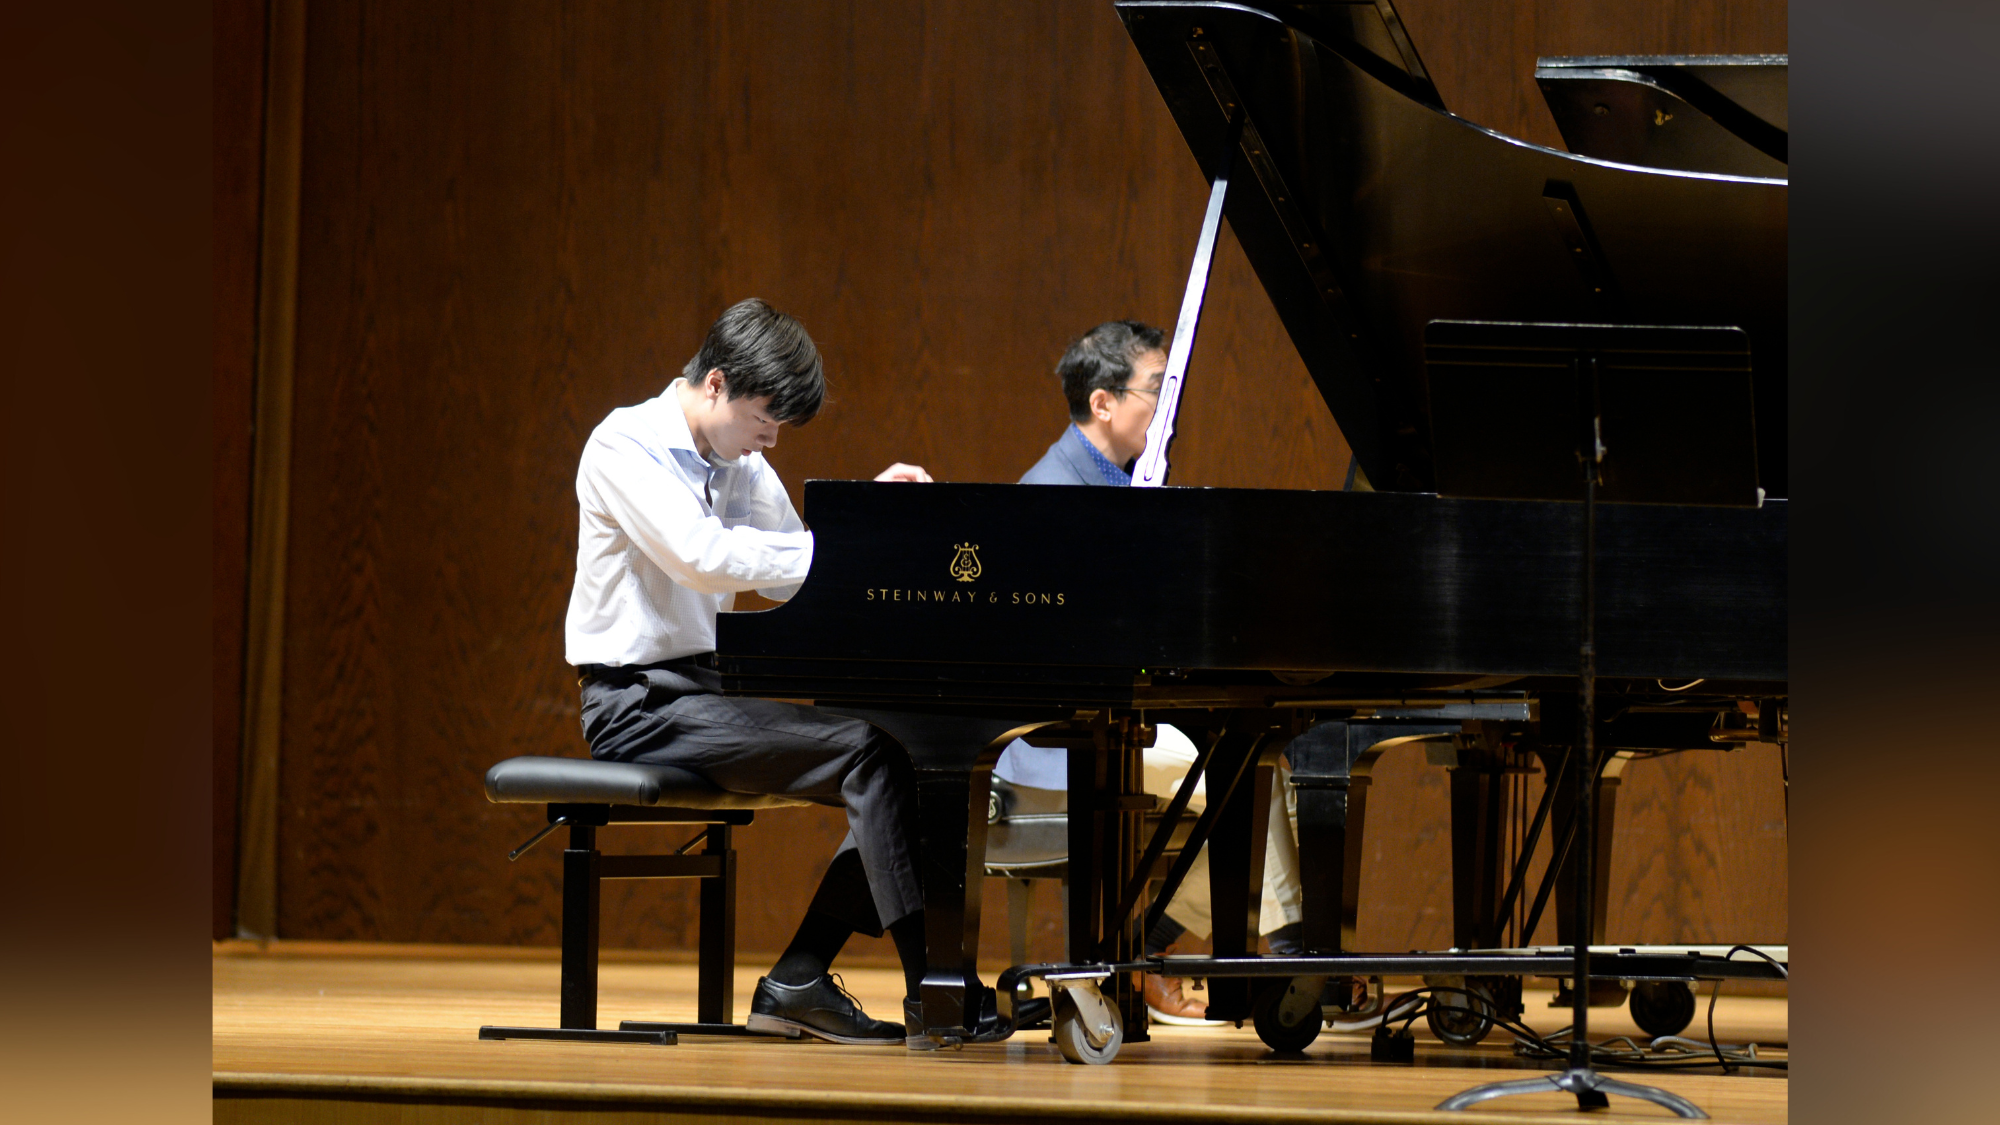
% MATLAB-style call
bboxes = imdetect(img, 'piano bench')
[476,755,810,1046]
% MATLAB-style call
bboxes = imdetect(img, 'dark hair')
[1056,320,1166,421]
[682,298,826,424]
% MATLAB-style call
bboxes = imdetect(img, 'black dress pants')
[578,663,922,935]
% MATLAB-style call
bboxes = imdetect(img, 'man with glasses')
[1002,320,1308,1025]
[1019,320,1164,485]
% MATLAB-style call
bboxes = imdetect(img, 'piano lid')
[1210,2,1447,110]
[1536,55,1788,177]
[1115,3,1789,497]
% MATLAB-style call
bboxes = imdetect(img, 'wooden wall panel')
[1604,746,1790,944]
[1347,747,1790,952]
[264,0,1788,957]
[688,0,1324,494]
[214,0,268,939]
[280,0,716,941]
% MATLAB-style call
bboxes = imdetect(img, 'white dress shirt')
[564,381,812,666]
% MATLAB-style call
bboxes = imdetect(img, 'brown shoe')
[1143,947,1224,1026]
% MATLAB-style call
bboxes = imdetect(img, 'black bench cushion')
[484,756,810,811]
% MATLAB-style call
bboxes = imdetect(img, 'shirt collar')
[649,380,723,477]
[645,381,699,449]
[1069,423,1131,486]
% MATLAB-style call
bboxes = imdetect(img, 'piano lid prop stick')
[1131,111,1241,488]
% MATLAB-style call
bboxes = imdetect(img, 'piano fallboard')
[715,480,1785,693]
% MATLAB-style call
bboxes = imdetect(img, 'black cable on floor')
[1375,984,1787,1073]
[1705,944,1788,1073]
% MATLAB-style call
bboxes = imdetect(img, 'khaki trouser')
[1142,724,1302,940]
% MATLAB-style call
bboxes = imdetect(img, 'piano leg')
[1536,741,1633,1006]
[1205,722,1278,1023]
[912,762,994,1035]
[1066,721,1104,979]
[822,708,1032,1039]
[1436,727,1532,1033]
[1293,720,1463,957]
[1067,714,1151,1042]
[1287,720,1356,957]
[1447,739,1510,951]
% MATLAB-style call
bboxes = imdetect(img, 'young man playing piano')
[567,298,1019,1049]
[1006,319,1308,1024]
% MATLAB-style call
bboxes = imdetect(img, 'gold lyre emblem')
[948,542,982,583]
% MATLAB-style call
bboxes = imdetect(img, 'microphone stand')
[1437,355,1707,1118]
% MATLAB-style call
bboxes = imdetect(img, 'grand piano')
[715,0,1788,1063]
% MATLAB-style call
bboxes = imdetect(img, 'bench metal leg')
[699,823,736,1023]
[479,808,799,1044]
[622,823,790,1038]
[481,823,679,1045]
[561,827,600,1028]
[478,1024,675,1044]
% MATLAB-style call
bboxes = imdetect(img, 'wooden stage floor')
[213,944,1787,1125]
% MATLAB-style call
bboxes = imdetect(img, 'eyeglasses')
[1113,385,1160,401]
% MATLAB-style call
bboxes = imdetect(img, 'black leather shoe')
[745,974,904,1044]
[903,985,1021,1050]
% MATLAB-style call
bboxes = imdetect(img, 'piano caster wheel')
[1051,989,1124,1065]
[1252,977,1325,1053]
[1426,979,1497,1047]
[1629,980,1697,1039]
